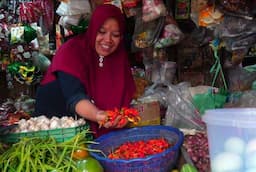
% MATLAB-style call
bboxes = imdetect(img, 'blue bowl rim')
[89,125,184,163]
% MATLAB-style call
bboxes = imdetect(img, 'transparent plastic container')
[203,108,256,172]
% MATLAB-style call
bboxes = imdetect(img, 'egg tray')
[0,123,93,143]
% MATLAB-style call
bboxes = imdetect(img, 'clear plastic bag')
[143,82,205,130]
[132,11,165,49]
[154,15,184,48]
[56,0,91,16]
[226,66,256,92]
[164,82,205,130]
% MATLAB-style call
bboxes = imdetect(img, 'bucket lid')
[202,108,256,128]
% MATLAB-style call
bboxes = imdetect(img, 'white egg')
[246,139,256,154]
[224,136,245,155]
[212,152,243,172]
[246,152,256,169]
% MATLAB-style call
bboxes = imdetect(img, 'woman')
[34,4,136,138]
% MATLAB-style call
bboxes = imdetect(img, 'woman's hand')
[96,111,128,128]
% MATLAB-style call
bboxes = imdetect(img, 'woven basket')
[89,125,184,172]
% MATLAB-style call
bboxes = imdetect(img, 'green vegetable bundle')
[0,129,101,172]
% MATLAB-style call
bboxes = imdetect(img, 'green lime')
[76,157,104,172]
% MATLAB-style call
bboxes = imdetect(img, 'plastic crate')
[89,125,184,172]
[0,123,93,143]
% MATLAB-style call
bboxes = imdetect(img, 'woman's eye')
[98,28,121,38]
[112,32,121,38]
[98,29,106,34]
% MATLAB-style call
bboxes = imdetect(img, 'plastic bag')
[198,5,224,28]
[142,0,167,22]
[192,88,227,114]
[222,33,256,53]
[217,0,254,20]
[238,90,256,107]
[214,16,256,38]
[56,0,91,16]
[190,0,208,27]
[163,82,206,130]
[227,90,256,107]
[58,14,82,29]
[154,15,184,48]
[132,11,165,49]
[226,66,256,92]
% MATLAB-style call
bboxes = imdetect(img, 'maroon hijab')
[41,4,136,137]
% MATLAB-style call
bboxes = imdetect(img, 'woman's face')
[95,18,121,57]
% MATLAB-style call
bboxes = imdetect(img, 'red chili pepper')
[99,107,140,128]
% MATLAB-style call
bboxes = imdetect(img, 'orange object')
[99,107,140,128]
[71,145,89,160]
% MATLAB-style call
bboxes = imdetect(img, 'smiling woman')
[95,18,122,58]
[34,4,136,138]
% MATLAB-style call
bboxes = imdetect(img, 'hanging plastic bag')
[132,11,165,49]
[154,15,184,48]
[225,65,256,92]
[56,0,91,16]
[230,48,249,66]
[190,0,208,27]
[142,0,167,22]
[217,0,254,20]
[214,16,256,38]
[58,14,82,29]
[198,5,224,28]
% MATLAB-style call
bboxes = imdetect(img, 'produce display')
[0,130,103,172]
[182,132,210,172]
[12,115,86,132]
[211,136,256,172]
[89,125,184,172]
[76,157,104,172]
[181,163,198,172]
[99,107,140,128]
[108,138,172,159]
[0,115,92,143]
[0,100,30,127]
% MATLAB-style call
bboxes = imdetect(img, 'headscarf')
[41,4,136,137]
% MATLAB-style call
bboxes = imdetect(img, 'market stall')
[0,0,256,172]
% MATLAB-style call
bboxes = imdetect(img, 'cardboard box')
[129,101,161,127]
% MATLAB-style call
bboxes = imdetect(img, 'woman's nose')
[104,33,112,42]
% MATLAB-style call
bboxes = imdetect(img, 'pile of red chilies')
[99,107,140,128]
[108,138,171,159]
